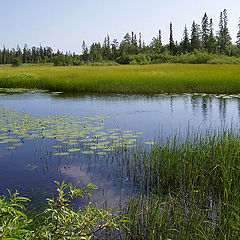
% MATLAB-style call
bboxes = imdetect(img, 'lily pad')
[53,152,69,156]
[68,148,81,152]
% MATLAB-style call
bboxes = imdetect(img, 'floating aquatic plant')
[0,107,146,156]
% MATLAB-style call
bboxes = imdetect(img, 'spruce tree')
[139,33,142,49]
[169,22,175,55]
[217,9,231,54]
[182,25,190,53]
[191,21,201,51]
[150,30,162,54]
[223,9,232,53]
[23,44,28,64]
[217,11,224,54]
[201,13,210,51]
[208,18,217,53]
[82,41,88,62]
[236,18,240,49]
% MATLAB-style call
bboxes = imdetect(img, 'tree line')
[2,9,240,66]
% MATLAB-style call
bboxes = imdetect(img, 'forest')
[1,9,240,66]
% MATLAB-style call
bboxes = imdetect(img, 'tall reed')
[121,129,240,239]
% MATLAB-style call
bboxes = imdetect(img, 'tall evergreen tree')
[158,29,162,45]
[191,21,201,51]
[16,45,22,63]
[82,41,88,62]
[102,35,111,60]
[89,43,97,62]
[139,33,142,49]
[22,44,28,63]
[236,18,240,49]
[150,29,162,54]
[111,39,119,59]
[217,11,224,54]
[169,22,175,55]
[201,13,210,50]
[217,9,231,54]
[120,33,131,55]
[208,18,217,53]
[2,46,6,64]
[223,9,232,53]
[130,31,138,54]
[181,25,190,53]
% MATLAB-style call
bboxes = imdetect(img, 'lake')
[0,89,240,208]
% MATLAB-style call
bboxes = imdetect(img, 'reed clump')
[1,64,240,94]
[122,129,240,239]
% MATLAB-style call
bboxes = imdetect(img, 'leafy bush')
[129,54,151,65]
[11,58,21,67]
[0,180,129,239]
[116,54,131,64]
[208,55,240,64]
[72,59,84,66]
[53,55,69,66]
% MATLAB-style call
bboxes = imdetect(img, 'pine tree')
[217,9,231,54]
[82,41,88,62]
[150,30,162,54]
[236,18,240,49]
[130,31,138,54]
[111,39,119,59]
[191,21,201,51]
[2,46,6,64]
[223,9,232,53]
[158,29,162,45]
[208,18,217,53]
[217,11,224,54]
[201,13,210,50]
[181,25,190,53]
[169,22,175,55]
[139,33,142,49]
[120,33,131,55]
[22,44,28,63]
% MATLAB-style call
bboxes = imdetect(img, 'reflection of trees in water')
[218,98,227,123]
[201,97,208,120]
[170,97,173,112]
[238,100,240,121]
[190,96,201,117]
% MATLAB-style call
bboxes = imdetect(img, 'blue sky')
[1,0,239,53]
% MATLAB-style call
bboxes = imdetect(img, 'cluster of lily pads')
[0,88,50,95]
[153,92,240,99]
[0,107,154,156]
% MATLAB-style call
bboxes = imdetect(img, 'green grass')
[1,64,240,94]
[121,129,240,239]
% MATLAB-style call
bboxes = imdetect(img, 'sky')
[1,0,239,53]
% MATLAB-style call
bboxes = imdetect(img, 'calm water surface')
[0,91,240,208]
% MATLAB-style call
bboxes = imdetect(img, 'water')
[0,90,240,208]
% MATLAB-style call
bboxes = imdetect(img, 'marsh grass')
[121,129,240,239]
[1,64,240,94]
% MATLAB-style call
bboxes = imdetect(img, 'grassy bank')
[1,64,240,94]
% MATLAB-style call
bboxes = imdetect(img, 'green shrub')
[53,55,69,66]
[208,55,240,64]
[0,180,129,239]
[11,58,21,67]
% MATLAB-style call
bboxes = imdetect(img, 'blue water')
[0,91,240,208]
